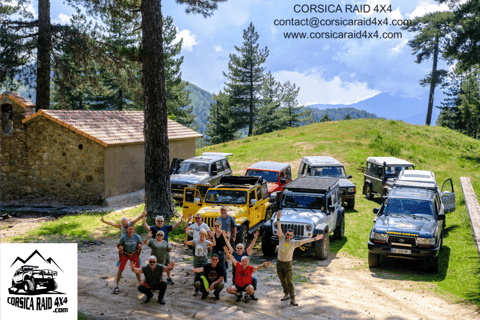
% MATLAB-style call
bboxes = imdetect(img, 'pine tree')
[223,22,269,136]
[254,72,283,135]
[458,70,480,138]
[320,114,332,122]
[344,113,352,120]
[402,11,455,125]
[281,80,313,127]
[205,92,238,144]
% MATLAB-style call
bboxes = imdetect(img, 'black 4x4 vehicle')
[11,265,58,293]
[368,173,456,273]
[262,177,345,260]
[363,157,414,199]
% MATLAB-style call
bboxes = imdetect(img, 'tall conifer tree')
[205,92,238,144]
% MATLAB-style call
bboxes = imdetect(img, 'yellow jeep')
[183,176,275,246]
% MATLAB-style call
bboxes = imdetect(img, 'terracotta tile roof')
[0,91,36,108]
[23,110,203,147]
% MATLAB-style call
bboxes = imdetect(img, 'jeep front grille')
[388,236,416,246]
[281,224,305,237]
[203,217,218,228]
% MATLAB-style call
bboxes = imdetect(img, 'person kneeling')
[224,246,271,303]
[129,256,175,304]
[192,254,225,300]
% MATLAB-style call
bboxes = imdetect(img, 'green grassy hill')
[199,118,480,304]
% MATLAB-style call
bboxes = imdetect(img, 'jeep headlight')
[187,184,195,188]
[416,237,436,246]
[348,187,355,193]
[305,224,313,232]
[273,222,277,229]
[373,232,388,241]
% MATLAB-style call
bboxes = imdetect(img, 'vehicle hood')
[170,173,208,185]
[267,182,281,193]
[198,205,247,218]
[338,178,355,188]
[273,208,326,224]
[374,214,436,237]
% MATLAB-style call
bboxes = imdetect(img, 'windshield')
[281,194,325,210]
[205,190,248,204]
[311,166,346,178]
[175,161,209,174]
[384,198,434,216]
[384,165,413,178]
[245,170,279,183]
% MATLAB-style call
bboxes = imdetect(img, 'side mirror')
[194,198,201,204]
[328,205,336,213]
[212,170,218,176]
[250,199,257,206]
[347,175,352,179]
[373,208,379,214]
[280,178,286,184]
[269,192,278,203]
[437,214,445,221]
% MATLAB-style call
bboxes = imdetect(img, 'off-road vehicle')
[368,173,456,273]
[11,265,58,293]
[183,176,274,247]
[363,157,414,199]
[262,177,345,260]
[170,152,233,200]
[245,161,292,195]
[298,156,356,209]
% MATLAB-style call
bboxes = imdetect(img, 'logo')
[399,239,405,243]
[1,243,77,320]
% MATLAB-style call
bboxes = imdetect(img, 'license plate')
[391,248,411,254]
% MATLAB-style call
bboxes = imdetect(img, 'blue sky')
[40,0,453,120]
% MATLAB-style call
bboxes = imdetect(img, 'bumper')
[341,194,355,201]
[368,241,440,259]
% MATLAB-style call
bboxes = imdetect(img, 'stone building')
[0,91,203,205]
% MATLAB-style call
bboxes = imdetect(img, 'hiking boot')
[214,293,220,300]
[201,292,209,299]
[158,298,166,305]
[236,293,243,302]
[194,289,199,297]
[167,278,174,285]
[281,294,290,301]
[250,294,258,301]
[143,295,152,303]
[244,294,249,303]
[290,299,298,306]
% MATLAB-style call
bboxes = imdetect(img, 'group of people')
[101,207,323,307]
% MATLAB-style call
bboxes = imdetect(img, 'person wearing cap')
[130,256,175,304]
[276,210,323,306]
[142,213,184,285]
[224,246,271,303]
[192,253,225,300]
[114,223,142,295]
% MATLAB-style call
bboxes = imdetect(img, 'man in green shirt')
[276,210,323,306]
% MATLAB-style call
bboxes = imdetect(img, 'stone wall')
[22,119,106,204]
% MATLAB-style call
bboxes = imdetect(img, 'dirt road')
[78,237,479,320]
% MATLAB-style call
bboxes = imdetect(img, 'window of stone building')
[1,104,13,135]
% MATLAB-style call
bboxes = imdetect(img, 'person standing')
[212,222,230,282]
[142,214,184,284]
[276,210,323,306]
[184,214,211,241]
[216,206,237,271]
[184,229,214,296]
[143,230,169,266]
[192,254,225,300]
[114,224,142,294]
[129,256,175,304]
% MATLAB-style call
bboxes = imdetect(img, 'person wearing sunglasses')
[276,210,323,306]
[212,222,230,282]
[192,254,225,300]
[184,214,211,242]
[143,230,171,281]
[185,229,214,296]
[114,224,142,295]
[130,256,175,304]
[142,212,184,285]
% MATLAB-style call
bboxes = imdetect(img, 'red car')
[245,161,292,195]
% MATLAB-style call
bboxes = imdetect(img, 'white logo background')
[0,243,77,320]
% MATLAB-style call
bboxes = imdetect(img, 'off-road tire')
[46,280,58,292]
[368,252,380,268]
[334,216,345,240]
[314,232,330,260]
[346,198,355,210]
[428,256,439,274]
[365,184,374,200]
[236,224,248,248]
[261,230,276,256]
[24,280,35,293]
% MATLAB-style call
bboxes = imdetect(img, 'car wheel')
[236,224,248,248]
[365,184,374,200]
[261,230,276,256]
[368,252,380,268]
[47,280,58,292]
[334,216,345,240]
[347,198,355,210]
[314,232,329,260]
[24,280,35,293]
[428,256,439,274]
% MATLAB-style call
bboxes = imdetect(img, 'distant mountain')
[307,92,435,125]
[185,83,216,135]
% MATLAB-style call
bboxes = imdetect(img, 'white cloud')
[174,28,198,51]
[273,70,381,105]
[408,0,450,19]
[215,44,223,52]
[58,13,71,24]
[392,39,408,53]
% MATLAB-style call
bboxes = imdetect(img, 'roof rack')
[219,176,263,186]
[284,177,338,193]
[393,180,437,190]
